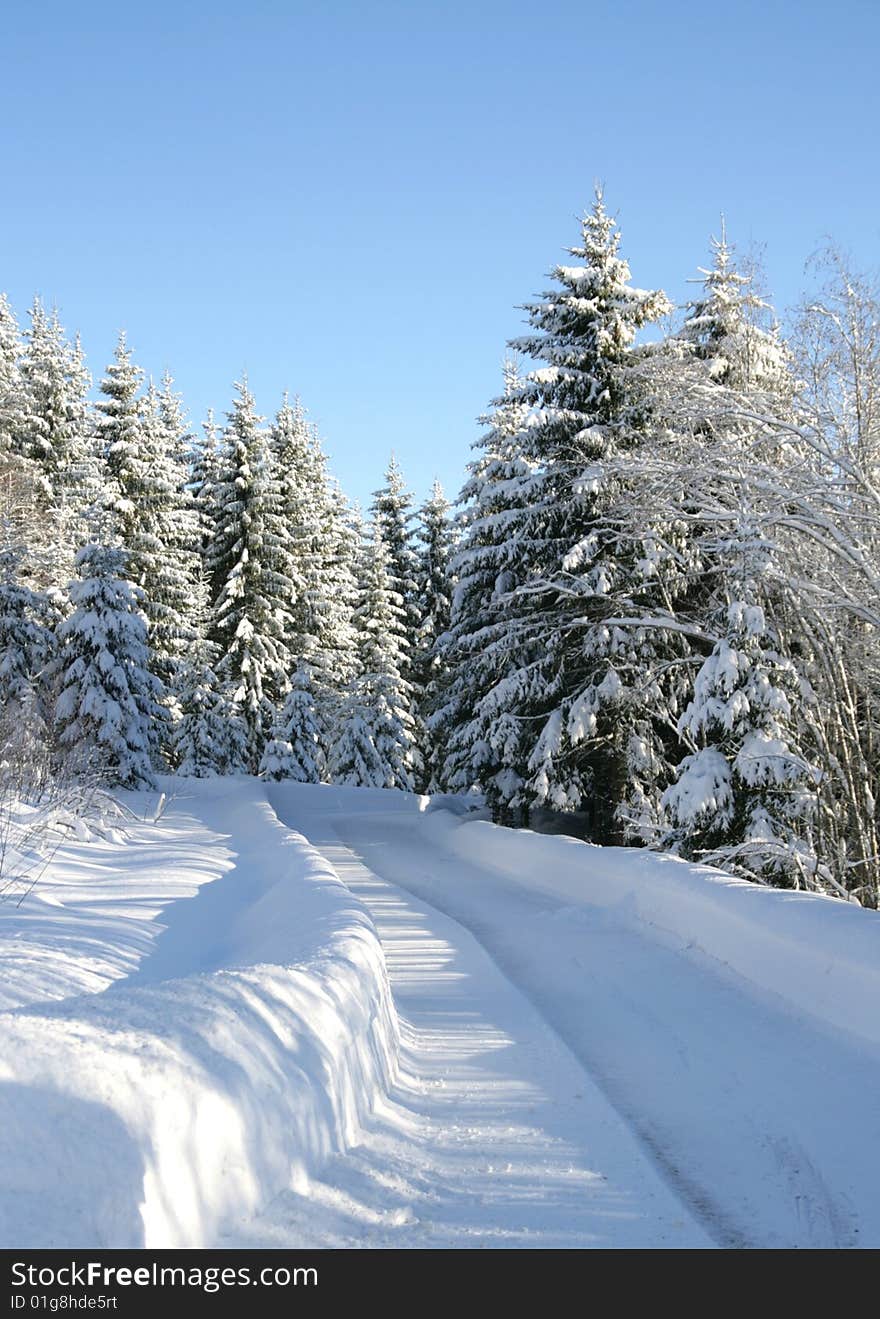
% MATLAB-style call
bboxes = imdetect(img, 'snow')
[265,785,880,1248]
[662,746,733,827]
[2,776,879,1249]
[0,777,397,1247]
[236,784,710,1248]
[0,791,231,1011]
[419,805,880,1052]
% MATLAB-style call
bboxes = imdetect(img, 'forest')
[2,188,879,906]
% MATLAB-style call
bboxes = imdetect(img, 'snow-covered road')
[230,797,710,1248]
[258,784,880,1250]
[3,778,879,1249]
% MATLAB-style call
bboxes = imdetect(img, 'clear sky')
[2,0,878,508]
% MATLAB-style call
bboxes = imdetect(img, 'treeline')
[0,310,449,803]
[2,187,879,906]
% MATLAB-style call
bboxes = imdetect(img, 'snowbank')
[0,779,398,1248]
[422,810,880,1051]
[0,791,234,1012]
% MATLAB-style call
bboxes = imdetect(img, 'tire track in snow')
[274,790,878,1250]
[231,807,713,1249]
[325,821,750,1251]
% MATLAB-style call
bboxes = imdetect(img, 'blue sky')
[2,0,878,508]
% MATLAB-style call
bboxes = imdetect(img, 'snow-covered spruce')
[173,575,247,777]
[0,294,26,455]
[664,593,818,886]
[329,524,417,790]
[270,395,358,735]
[371,455,421,680]
[208,379,294,770]
[0,543,55,777]
[96,333,146,548]
[260,664,325,783]
[18,299,92,511]
[52,542,164,787]
[445,192,674,836]
[123,382,200,702]
[191,407,223,562]
[412,480,455,790]
[681,224,792,397]
[437,358,535,818]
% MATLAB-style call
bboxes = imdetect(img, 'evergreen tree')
[270,395,323,659]
[317,479,360,714]
[19,301,91,507]
[191,408,223,562]
[271,395,360,737]
[209,380,294,768]
[0,543,55,768]
[204,390,246,610]
[681,224,791,397]
[172,575,246,776]
[52,542,164,787]
[371,456,423,781]
[329,525,417,790]
[0,295,25,457]
[639,228,806,862]
[93,353,201,739]
[128,383,200,699]
[438,360,535,813]
[96,332,145,547]
[260,663,325,782]
[446,193,672,835]
[13,303,94,592]
[371,455,420,670]
[514,190,674,838]
[663,513,817,885]
[157,369,196,515]
[64,333,96,509]
[413,479,455,790]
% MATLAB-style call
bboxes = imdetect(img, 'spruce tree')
[653,228,806,869]
[438,360,534,814]
[446,194,672,835]
[329,525,417,790]
[204,389,247,610]
[682,225,792,397]
[13,303,94,593]
[371,455,420,670]
[663,513,817,885]
[157,368,198,517]
[209,380,294,768]
[413,479,455,790]
[19,301,91,508]
[96,332,145,547]
[0,295,25,457]
[0,543,55,775]
[578,233,793,843]
[128,383,200,699]
[260,663,325,782]
[52,542,164,787]
[95,352,200,738]
[317,479,360,717]
[271,395,360,738]
[515,190,674,838]
[270,395,323,659]
[156,376,200,625]
[191,409,223,563]
[173,575,246,776]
